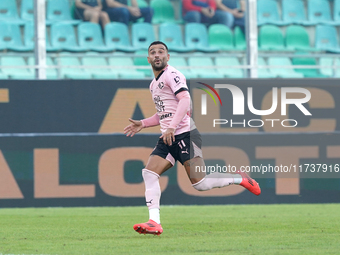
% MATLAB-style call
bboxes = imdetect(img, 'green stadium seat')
[78,22,115,52]
[307,0,338,25]
[56,55,92,79]
[108,56,146,79]
[185,23,218,52]
[319,58,340,77]
[282,0,314,25]
[315,25,340,53]
[24,22,61,52]
[20,0,34,21]
[28,57,59,79]
[234,26,246,50]
[46,0,81,25]
[169,57,197,79]
[0,0,24,25]
[104,22,137,52]
[0,72,8,79]
[292,56,328,78]
[257,0,289,26]
[188,56,224,78]
[133,50,152,77]
[334,0,340,24]
[267,57,304,78]
[82,54,118,79]
[0,23,33,51]
[208,24,234,51]
[257,57,276,78]
[132,23,156,50]
[1,56,34,79]
[50,23,86,52]
[258,25,287,51]
[215,57,244,78]
[150,0,176,24]
[285,25,317,52]
[159,23,193,52]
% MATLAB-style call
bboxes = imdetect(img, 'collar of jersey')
[155,65,168,81]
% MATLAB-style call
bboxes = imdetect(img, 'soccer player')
[123,41,261,236]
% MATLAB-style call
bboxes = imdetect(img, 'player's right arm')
[124,113,160,137]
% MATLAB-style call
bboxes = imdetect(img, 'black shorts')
[151,128,203,165]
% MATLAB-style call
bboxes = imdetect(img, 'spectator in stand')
[103,0,153,25]
[216,0,245,31]
[74,0,110,29]
[182,0,233,27]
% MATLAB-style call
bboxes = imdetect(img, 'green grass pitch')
[0,204,339,254]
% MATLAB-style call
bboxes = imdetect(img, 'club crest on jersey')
[158,82,164,90]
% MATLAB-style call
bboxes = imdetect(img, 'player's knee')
[192,178,210,191]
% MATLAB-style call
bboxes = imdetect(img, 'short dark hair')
[148,41,168,51]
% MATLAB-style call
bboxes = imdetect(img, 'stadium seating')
[46,0,81,25]
[292,55,328,77]
[104,22,137,52]
[257,0,289,26]
[285,25,316,51]
[307,0,338,25]
[315,25,340,53]
[159,22,193,52]
[319,57,340,77]
[185,23,218,52]
[0,72,8,79]
[56,54,92,79]
[169,56,197,79]
[24,22,61,52]
[215,57,244,78]
[50,23,86,52]
[28,56,58,79]
[108,56,145,79]
[133,50,153,77]
[267,57,304,78]
[234,26,246,50]
[334,0,340,23]
[282,0,311,25]
[20,0,34,21]
[0,23,33,51]
[188,56,224,78]
[131,23,156,50]
[258,25,286,51]
[1,56,34,79]
[150,0,176,24]
[78,22,115,52]
[257,57,276,78]
[82,54,118,79]
[208,24,234,51]
[0,0,25,25]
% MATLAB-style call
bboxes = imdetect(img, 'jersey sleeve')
[166,69,189,96]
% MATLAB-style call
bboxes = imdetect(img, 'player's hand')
[160,128,175,146]
[123,118,143,137]
[128,6,141,17]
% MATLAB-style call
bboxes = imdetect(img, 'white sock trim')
[142,168,160,178]
[149,208,160,224]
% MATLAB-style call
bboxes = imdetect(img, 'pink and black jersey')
[149,65,193,135]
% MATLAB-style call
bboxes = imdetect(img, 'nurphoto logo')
[199,83,312,128]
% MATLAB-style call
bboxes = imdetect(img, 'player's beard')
[151,58,166,71]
